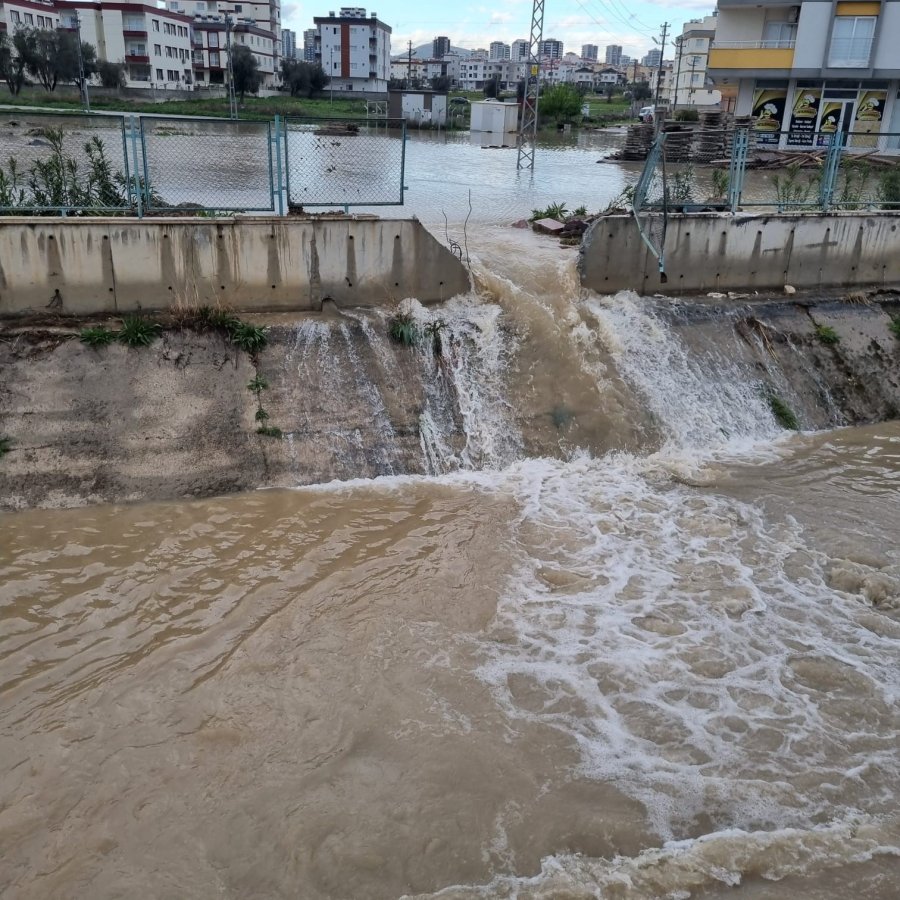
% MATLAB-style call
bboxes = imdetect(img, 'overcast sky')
[281,0,716,60]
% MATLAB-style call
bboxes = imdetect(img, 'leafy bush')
[769,395,800,431]
[878,168,900,209]
[573,205,587,217]
[674,108,699,122]
[530,202,569,221]
[815,324,840,345]
[389,310,418,346]
[247,374,269,393]
[118,315,162,347]
[80,325,117,347]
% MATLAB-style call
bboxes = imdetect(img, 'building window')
[156,68,163,79]
[828,16,876,67]
[209,32,219,48]
[154,44,161,55]
[24,13,33,24]
[153,20,160,31]
[10,11,19,23]
[762,22,797,49]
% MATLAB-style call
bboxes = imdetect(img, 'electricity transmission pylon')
[516,0,545,169]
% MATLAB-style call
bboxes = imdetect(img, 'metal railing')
[282,116,407,209]
[635,126,900,215]
[0,109,407,216]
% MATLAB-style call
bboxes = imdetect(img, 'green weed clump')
[530,202,569,221]
[80,326,117,347]
[0,436,11,458]
[889,316,900,339]
[424,319,446,356]
[815,324,840,345]
[229,322,267,355]
[118,316,162,347]
[256,425,283,438]
[389,310,418,346]
[769,395,800,431]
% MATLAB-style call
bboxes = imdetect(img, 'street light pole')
[225,15,237,119]
[74,12,90,112]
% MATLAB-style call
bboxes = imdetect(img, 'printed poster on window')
[816,102,845,146]
[786,88,821,147]
[752,89,787,145]
[853,90,887,146]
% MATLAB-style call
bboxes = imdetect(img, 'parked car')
[639,106,654,123]
[449,97,470,105]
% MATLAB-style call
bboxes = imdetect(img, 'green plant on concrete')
[0,436,11,458]
[424,319,446,356]
[711,168,729,203]
[247,374,269,393]
[118,315,162,347]
[254,407,270,423]
[815,324,840,345]
[836,159,871,209]
[769,395,800,431]
[674,107,699,122]
[389,309,419,346]
[229,321,267,354]
[773,163,814,211]
[878,168,900,209]
[604,185,635,213]
[665,167,694,206]
[79,325,117,347]
[0,158,26,208]
[257,424,283,437]
[573,205,587,217]
[889,315,900,339]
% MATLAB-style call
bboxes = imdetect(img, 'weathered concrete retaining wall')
[0,217,470,316]
[580,212,900,294]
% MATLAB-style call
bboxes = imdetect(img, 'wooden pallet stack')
[620,123,655,160]
[695,111,726,163]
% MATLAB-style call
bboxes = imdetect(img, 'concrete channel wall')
[580,212,900,294]
[0,216,471,316]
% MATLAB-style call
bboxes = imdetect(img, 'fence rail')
[635,127,900,215]
[0,110,407,216]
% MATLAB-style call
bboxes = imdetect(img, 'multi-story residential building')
[489,40,510,59]
[432,34,450,58]
[582,43,598,61]
[303,26,316,61]
[57,1,193,88]
[281,26,295,59]
[538,38,563,59]
[510,38,529,59]
[313,7,391,93]
[709,0,900,145]
[190,17,276,86]
[455,57,526,91]
[672,14,720,107]
[168,0,281,84]
[642,47,662,67]
[605,43,622,65]
[0,0,60,34]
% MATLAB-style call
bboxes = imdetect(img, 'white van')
[639,106,654,123]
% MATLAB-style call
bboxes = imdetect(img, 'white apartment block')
[189,19,276,87]
[314,7,391,93]
[0,0,60,34]
[672,14,721,107]
[58,1,194,89]
[455,57,526,90]
[489,40,509,59]
[709,0,900,148]
[510,38,529,59]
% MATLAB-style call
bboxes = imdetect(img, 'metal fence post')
[728,126,749,213]
[819,130,845,212]
[273,115,284,217]
[127,115,143,218]
[400,120,408,204]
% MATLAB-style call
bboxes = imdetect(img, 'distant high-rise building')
[303,28,317,62]
[433,35,451,58]
[642,48,662,67]
[605,44,622,65]
[582,43,598,61]
[511,39,529,60]
[314,8,392,92]
[489,41,510,60]
[282,28,297,60]
[538,38,563,59]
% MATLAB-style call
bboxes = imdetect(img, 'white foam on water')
[403,817,900,899]
[470,453,899,840]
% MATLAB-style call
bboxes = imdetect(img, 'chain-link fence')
[635,127,900,214]
[140,116,276,213]
[283,117,406,209]
[0,111,132,214]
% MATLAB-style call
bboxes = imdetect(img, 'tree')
[483,74,500,99]
[230,44,260,101]
[0,32,26,95]
[630,81,652,101]
[539,84,582,124]
[98,60,127,89]
[430,74,450,92]
[17,28,96,92]
[281,59,328,98]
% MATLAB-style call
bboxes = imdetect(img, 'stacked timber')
[620,123,655,160]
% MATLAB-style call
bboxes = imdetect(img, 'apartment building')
[302,26,315,60]
[672,14,721,107]
[604,43,622,65]
[313,7,391,93]
[489,40,509,59]
[432,34,449,58]
[709,0,900,145]
[57,1,193,88]
[455,57,526,91]
[189,17,276,86]
[0,0,60,34]
[510,38,529,59]
[538,38,563,59]
[582,43,598,61]
[281,25,294,59]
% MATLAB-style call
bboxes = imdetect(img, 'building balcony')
[125,54,150,64]
[122,29,148,38]
[708,42,795,71]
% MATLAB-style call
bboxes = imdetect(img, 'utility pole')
[407,39,413,86]
[654,22,669,110]
[673,35,684,109]
[225,15,237,119]
[330,47,334,105]
[74,12,90,112]
[516,0,545,169]
[689,57,697,105]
